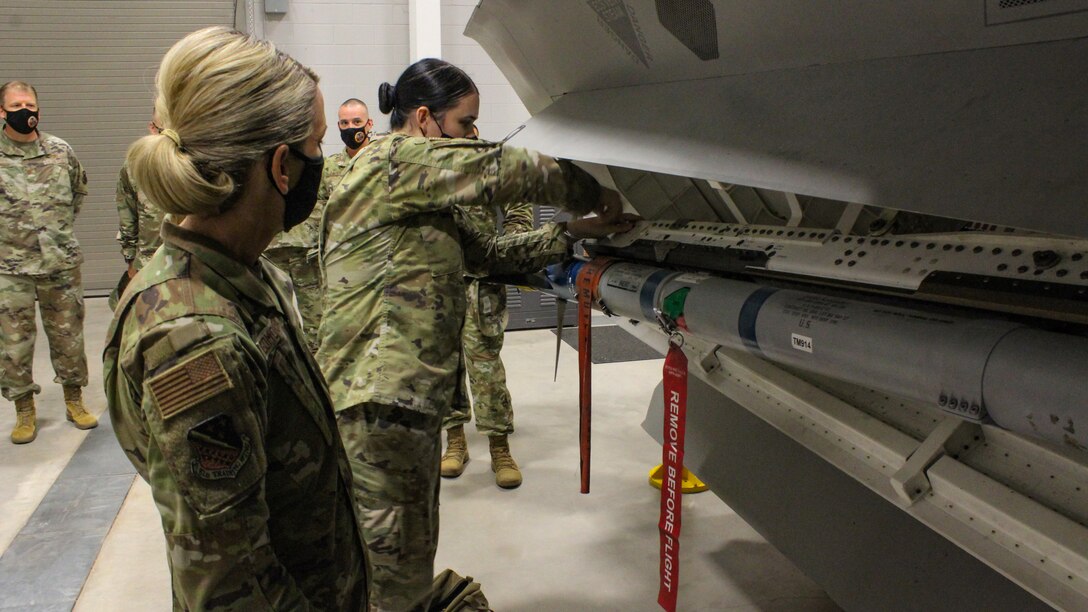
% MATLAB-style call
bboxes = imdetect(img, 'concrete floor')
[0,297,838,611]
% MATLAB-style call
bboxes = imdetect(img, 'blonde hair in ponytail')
[126,26,319,216]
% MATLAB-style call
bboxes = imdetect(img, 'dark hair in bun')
[377,82,397,114]
[380,58,477,129]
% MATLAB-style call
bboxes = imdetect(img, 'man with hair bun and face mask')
[264,97,372,352]
[0,80,96,444]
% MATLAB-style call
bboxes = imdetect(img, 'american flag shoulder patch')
[149,351,234,420]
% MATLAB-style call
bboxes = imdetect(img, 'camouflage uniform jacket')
[459,200,535,335]
[458,200,535,276]
[319,134,599,414]
[0,128,87,275]
[266,150,352,251]
[116,161,167,269]
[103,223,367,611]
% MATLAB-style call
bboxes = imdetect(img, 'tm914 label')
[791,333,814,353]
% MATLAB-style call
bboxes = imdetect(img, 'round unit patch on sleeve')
[186,413,252,480]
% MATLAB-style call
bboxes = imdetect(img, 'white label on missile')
[606,269,643,292]
[674,272,711,284]
[791,333,814,353]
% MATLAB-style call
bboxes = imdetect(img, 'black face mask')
[4,108,39,135]
[430,114,456,139]
[267,147,324,232]
[339,126,369,150]
[429,114,477,141]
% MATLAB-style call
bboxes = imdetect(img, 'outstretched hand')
[566,213,641,239]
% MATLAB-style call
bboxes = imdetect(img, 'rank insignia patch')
[187,413,251,480]
[148,351,233,420]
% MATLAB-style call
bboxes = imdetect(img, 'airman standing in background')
[265,98,372,352]
[441,198,535,488]
[111,111,168,309]
[0,80,96,444]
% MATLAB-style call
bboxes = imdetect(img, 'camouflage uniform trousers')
[264,246,323,353]
[337,402,443,612]
[0,266,88,401]
[444,280,514,436]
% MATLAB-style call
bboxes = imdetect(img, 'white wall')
[441,0,530,141]
[258,0,530,150]
[261,0,410,153]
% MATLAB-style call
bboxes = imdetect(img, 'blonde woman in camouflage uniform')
[103,27,366,610]
[0,80,96,444]
[319,58,638,611]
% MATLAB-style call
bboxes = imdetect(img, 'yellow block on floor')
[649,464,709,494]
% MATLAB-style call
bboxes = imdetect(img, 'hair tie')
[161,128,182,148]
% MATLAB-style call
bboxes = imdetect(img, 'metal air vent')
[507,287,523,309]
[536,205,559,225]
[655,0,719,60]
[1000,0,1056,8]
[986,0,1088,24]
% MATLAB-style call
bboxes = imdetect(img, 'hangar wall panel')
[261,1,529,142]
[260,0,410,147]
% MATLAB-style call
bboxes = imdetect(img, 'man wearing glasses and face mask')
[265,97,372,353]
[111,111,169,310]
[0,80,96,444]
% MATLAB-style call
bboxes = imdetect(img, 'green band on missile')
[663,287,690,320]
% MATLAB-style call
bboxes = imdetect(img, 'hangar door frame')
[0,1,237,294]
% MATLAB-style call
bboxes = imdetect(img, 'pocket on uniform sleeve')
[144,343,268,517]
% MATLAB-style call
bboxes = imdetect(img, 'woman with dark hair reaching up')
[318,58,637,610]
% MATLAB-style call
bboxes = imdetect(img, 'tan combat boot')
[488,434,522,489]
[63,385,98,430]
[440,425,469,478]
[11,396,37,444]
